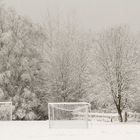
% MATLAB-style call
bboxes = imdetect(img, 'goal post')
[0,102,12,121]
[48,102,90,128]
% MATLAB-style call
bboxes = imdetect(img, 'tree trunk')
[117,108,123,122]
[124,111,127,122]
[118,112,123,122]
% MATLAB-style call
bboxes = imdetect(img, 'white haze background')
[4,0,140,31]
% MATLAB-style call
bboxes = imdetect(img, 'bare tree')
[93,26,139,122]
[43,13,90,102]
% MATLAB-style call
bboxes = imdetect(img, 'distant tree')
[43,14,90,102]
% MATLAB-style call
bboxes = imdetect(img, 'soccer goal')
[0,102,12,120]
[48,102,90,128]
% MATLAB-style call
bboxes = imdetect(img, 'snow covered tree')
[0,6,47,119]
[93,26,140,122]
[43,14,90,102]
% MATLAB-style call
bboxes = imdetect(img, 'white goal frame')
[48,102,90,128]
[0,102,12,121]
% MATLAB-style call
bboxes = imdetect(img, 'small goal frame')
[48,102,90,128]
[0,102,12,121]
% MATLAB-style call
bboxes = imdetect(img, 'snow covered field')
[0,121,140,140]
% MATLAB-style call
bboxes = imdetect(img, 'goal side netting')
[0,102,12,120]
[48,102,90,128]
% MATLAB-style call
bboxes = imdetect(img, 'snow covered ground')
[0,121,140,140]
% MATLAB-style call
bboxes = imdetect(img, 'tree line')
[0,6,140,122]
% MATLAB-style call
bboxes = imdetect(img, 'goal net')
[48,102,90,128]
[0,102,12,120]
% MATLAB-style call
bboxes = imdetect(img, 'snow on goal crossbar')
[0,102,12,120]
[48,102,90,128]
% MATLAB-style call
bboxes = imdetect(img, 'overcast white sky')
[3,0,140,31]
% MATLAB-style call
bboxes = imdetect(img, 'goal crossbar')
[49,102,90,105]
[49,105,89,112]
